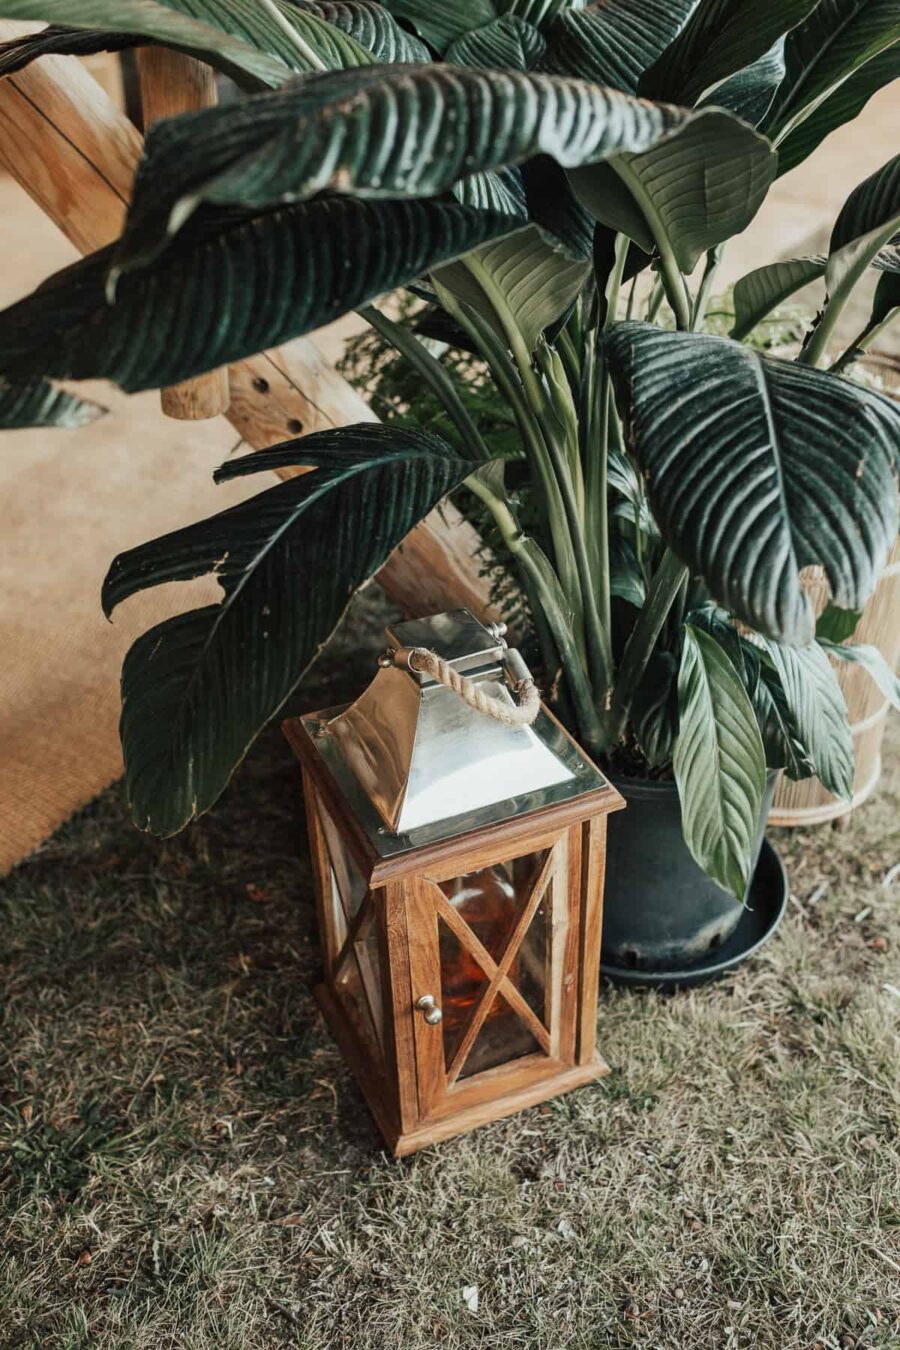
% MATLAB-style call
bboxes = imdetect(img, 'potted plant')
[0,0,897,972]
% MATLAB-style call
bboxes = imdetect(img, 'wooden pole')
[0,38,500,622]
[136,47,230,420]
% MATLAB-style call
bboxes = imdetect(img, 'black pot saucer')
[600,839,788,991]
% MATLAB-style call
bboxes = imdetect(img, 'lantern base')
[315,982,609,1156]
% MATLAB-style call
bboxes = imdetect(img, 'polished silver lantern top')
[302,609,611,852]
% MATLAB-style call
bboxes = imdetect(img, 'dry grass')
[1,607,898,1349]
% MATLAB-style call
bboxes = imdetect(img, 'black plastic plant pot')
[601,770,782,977]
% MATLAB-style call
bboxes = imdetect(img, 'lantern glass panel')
[335,925,385,1062]
[436,848,550,1079]
[319,800,385,1061]
[463,992,542,1080]
[320,800,367,948]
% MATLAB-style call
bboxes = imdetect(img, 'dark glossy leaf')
[0,197,523,392]
[730,255,826,341]
[433,226,589,353]
[0,26,142,77]
[756,637,854,798]
[603,322,900,645]
[775,46,900,176]
[541,0,696,93]
[685,602,748,680]
[829,153,900,270]
[674,625,766,900]
[819,638,900,710]
[288,0,431,61]
[446,15,546,69]
[522,157,595,262]
[0,377,105,429]
[872,266,900,325]
[609,532,646,608]
[103,424,470,834]
[571,109,776,273]
[451,168,528,221]
[630,650,677,768]
[640,0,817,106]
[816,603,861,643]
[380,0,496,52]
[750,665,815,777]
[699,37,785,126]
[0,0,302,85]
[112,63,687,275]
[763,0,900,145]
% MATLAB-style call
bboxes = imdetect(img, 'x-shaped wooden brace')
[427,848,557,1085]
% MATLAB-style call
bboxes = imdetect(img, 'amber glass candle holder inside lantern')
[284,610,624,1155]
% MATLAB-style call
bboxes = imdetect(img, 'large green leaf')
[0,378,105,430]
[674,625,766,900]
[102,425,471,835]
[603,322,900,645]
[775,46,900,176]
[826,153,900,298]
[763,0,900,145]
[730,255,826,341]
[570,109,776,273]
[112,63,687,275]
[0,26,142,76]
[541,0,697,93]
[816,602,861,642]
[0,198,522,392]
[0,0,305,85]
[445,14,546,69]
[0,0,423,74]
[433,226,589,353]
[629,650,677,768]
[640,0,817,106]
[380,0,497,52]
[819,638,900,711]
[698,37,786,126]
[756,638,855,798]
[288,0,431,61]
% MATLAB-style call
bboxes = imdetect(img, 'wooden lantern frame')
[285,711,625,1155]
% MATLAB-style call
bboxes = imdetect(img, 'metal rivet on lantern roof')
[296,608,610,853]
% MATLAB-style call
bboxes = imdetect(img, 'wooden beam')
[0,36,139,251]
[136,47,230,420]
[0,39,499,622]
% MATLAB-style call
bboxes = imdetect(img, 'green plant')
[1,0,898,897]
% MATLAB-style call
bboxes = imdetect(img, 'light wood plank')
[382,882,419,1133]
[136,47,229,420]
[577,816,607,1065]
[404,877,446,1118]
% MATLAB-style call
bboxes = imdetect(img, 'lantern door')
[400,824,583,1124]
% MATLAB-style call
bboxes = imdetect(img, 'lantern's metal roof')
[299,610,614,858]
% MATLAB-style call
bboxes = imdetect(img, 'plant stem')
[604,547,688,747]
[360,305,491,461]
[435,285,585,639]
[646,276,665,322]
[691,246,722,331]
[466,475,605,751]
[828,307,899,374]
[611,159,691,330]
[462,253,546,417]
[257,0,328,70]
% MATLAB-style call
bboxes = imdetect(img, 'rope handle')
[392,645,541,727]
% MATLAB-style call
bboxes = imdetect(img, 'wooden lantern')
[284,611,624,1154]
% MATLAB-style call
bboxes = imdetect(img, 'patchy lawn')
[1,608,898,1350]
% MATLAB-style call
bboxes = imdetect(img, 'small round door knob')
[416,994,443,1025]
